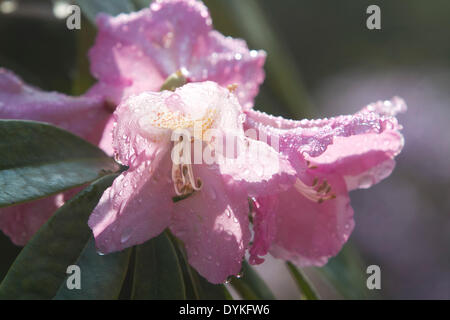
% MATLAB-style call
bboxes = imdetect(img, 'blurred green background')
[0,0,449,299]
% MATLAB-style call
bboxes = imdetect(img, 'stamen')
[294,178,336,204]
[227,83,238,92]
[306,160,318,169]
[170,136,202,201]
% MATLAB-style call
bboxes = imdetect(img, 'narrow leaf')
[132,0,152,10]
[0,174,117,299]
[53,238,131,300]
[0,120,118,208]
[76,0,136,25]
[131,232,185,300]
[231,260,275,300]
[317,243,373,299]
[286,262,320,300]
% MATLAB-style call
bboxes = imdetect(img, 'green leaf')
[286,262,320,300]
[76,0,136,24]
[0,174,118,299]
[54,238,131,300]
[0,120,119,208]
[160,70,188,92]
[131,232,185,299]
[132,0,152,10]
[317,243,374,299]
[231,260,275,300]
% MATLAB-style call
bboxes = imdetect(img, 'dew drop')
[358,175,373,189]
[150,2,161,11]
[120,228,133,244]
[224,276,233,284]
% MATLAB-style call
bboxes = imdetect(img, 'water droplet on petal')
[120,228,133,244]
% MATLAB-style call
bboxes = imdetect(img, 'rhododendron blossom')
[244,97,407,266]
[88,76,406,282]
[87,0,266,108]
[0,0,408,288]
[88,82,295,283]
[0,68,111,245]
[0,0,266,246]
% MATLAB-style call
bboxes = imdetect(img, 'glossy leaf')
[54,238,131,300]
[317,243,374,299]
[0,120,119,208]
[76,0,136,24]
[0,174,118,299]
[286,262,319,300]
[231,260,275,300]
[132,0,152,9]
[131,232,185,300]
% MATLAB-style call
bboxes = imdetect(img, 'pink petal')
[218,136,296,198]
[245,97,406,265]
[188,31,266,109]
[88,150,173,254]
[170,163,251,284]
[248,195,278,265]
[245,97,405,160]
[309,132,403,190]
[0,196,60,245]
[97,116,116,156]
[0,187,80,245]
[88,0,265,107]
[0,68,111,147]
[89,86,177,254]
[269,174,354,266]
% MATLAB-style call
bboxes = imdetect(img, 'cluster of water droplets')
[224,271,244,284]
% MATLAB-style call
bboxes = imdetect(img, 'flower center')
[171,135,202,199]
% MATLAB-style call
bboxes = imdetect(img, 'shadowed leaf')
[0,120,118,208]
[0,174,118,299]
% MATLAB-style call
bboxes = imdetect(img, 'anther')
[227,83,238,92]
[294,177,336,204]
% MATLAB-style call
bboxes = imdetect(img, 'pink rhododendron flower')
[87,0,266,109]
[0,68,111,245]
[0,0,267,247]
[244,97,407,266]
[89,79,406,282]
[88,82,295,283]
